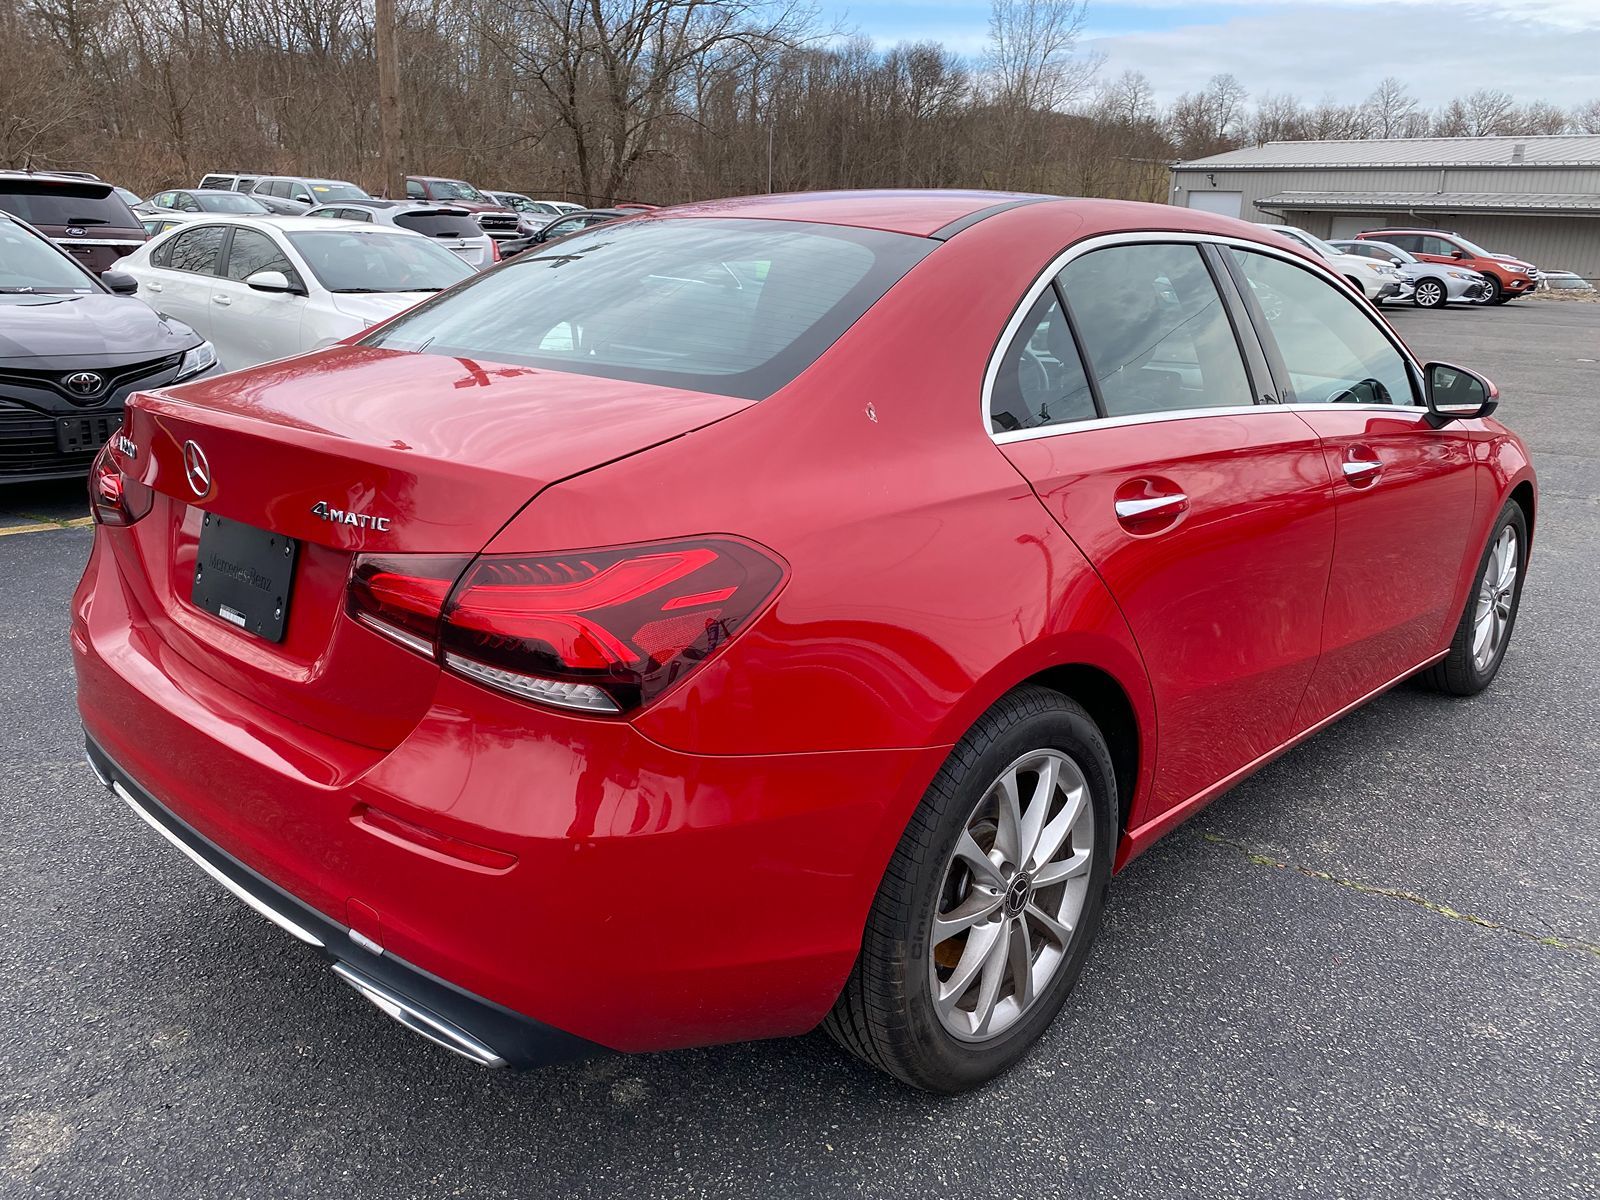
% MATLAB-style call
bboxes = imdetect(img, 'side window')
[547,218,583,239]
[989,286,1094,434]
[1058,243,1252,418]
[405,180,425,198]
[222,228,300,288]
[1229,248,1417,407]
[1417,236,1454,256]
[164,225,226,274]
[176,192,201,213]
[1385,235,1419,253]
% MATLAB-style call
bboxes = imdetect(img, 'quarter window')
[1229,248,1416,407]
[162,225,226,274]
[989,287,1094,434]
[1057,243,1252,418]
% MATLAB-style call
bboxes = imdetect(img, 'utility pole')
[375,0,407,199]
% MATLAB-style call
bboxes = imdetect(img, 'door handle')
[1115,493,1188,520]
[1341,458,1382,482]
[147,282,163,292]
[213,295,231,306]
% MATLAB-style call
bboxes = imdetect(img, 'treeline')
[3,0,1597,205]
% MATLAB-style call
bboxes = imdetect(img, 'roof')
[657,189,1052,237]
[1255,190,1600,215]
[1176,135,1600,170]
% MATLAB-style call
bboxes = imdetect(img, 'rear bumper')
[84,737,595,1069]
[71,527,942,1059]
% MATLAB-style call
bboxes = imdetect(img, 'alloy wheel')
[1472,526,1518,672]
[928,749,1094,1043]
[1415,280,1444,308]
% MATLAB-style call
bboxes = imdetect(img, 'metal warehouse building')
[1170,135,1600,280]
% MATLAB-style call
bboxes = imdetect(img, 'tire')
[824,685,1116,1093]
[1413,278,1447,309]
[1418,501,1528,696]
[1344,276,1368,300]
[1480,275,1503,305]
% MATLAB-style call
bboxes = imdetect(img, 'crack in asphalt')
[1199,832,1600,960]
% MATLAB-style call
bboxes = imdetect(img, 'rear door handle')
[212,295,231,307]
[1341,458,1382,482]
[1115,493,1188,520]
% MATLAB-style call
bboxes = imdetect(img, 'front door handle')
[1114,493,1189,520]
[213,295,232,307]
[146,281,162,292]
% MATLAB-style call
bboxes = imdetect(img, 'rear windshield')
[395,212,480,239]
[0,182,138,230]
[363,217,934,399]
[197,192,270,213]
[0,218,96,293]
[426,180,488,202]
[285,229,475,293]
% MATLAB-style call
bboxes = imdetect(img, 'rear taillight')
[489,239,502,263]
[347,538,785,714]
[89,442,152,526]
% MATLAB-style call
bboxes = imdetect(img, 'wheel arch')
[1022,663,1141,836]
[1510,478,1536,540]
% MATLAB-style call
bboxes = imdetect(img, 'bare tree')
[1463,88,1515,136]
[1365,77,1418,138]
[1573,99,1600,134]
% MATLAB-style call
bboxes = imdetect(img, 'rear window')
[0,182,138,230]
[394,212,479,239]
[364,217,933,399]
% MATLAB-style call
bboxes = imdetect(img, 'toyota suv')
[0,172,146,276]
[1355,229,1540,304]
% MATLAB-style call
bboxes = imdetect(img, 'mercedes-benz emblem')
[182,440,211,497]
[63,371,104,397]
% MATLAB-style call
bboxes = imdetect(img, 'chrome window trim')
[981,230,1424,445]
[58,238,146,248]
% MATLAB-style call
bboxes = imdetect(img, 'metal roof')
[1255,190,1600,215]
[1176,135,1600,170]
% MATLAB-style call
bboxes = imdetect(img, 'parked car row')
[1266,221,1549,310]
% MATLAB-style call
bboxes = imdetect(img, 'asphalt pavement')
[2,300,1596,1199]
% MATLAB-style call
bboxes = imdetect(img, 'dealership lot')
[2,302,1596,1198]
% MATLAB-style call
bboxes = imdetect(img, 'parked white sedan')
[116,216,474,370]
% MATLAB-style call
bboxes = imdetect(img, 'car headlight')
[1502,265,1525,274]
[1361,262,1390,274]
[1447,271,1473,281]
[175,340,218,381]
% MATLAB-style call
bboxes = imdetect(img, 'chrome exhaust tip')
[331,962,507,1068]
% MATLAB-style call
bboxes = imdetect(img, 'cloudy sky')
[828,0,1600,109]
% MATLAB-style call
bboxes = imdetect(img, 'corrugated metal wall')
[1170,164,1600,278]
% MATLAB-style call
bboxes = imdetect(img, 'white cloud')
[1085,5,1600,108]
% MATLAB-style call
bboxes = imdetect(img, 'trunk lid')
[109,345,751,747]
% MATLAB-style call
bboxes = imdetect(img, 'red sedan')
[73,191,1535,1092]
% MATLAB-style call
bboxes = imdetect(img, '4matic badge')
[310,500,391,532]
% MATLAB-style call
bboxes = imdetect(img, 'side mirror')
[1424,361,1498,426]
[294,193,313,205]
[1450,249,1466,259]
[245,269,296,294]
[101,269,139,295]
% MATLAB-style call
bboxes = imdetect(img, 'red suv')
[1355,228,1539,304]
[75,193,1536,1092]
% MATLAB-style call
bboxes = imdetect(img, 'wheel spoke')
[993,770,1024,866]
[952,829,1005,891]
[1006,916,1034,1014]
[1030,781,1087,871]
[933,889,1002,943]
[936,919,1002,1015]
[1032,845,1091,887]
[1026,901,1075,949]
[968,922,1010,1036]
[1016,755,1056,866]
[1496,536,1517,592]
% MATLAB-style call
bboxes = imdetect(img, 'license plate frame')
[57,413,121,455]
[191,512,297,643]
